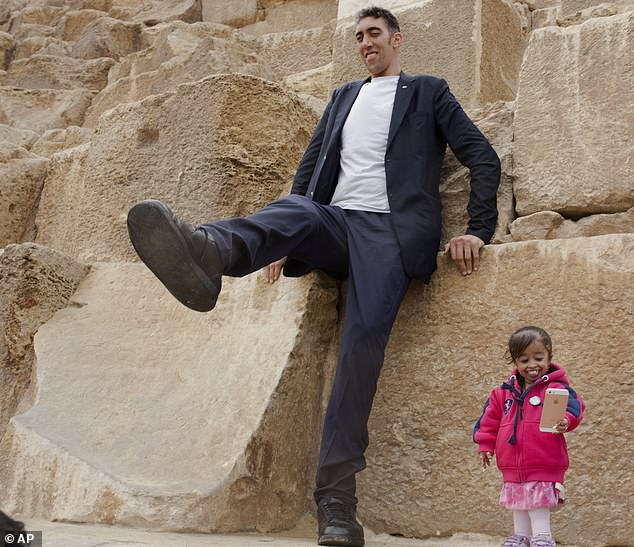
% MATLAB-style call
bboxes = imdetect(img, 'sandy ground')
[12,518,581,547]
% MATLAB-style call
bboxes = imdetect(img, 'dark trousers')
[202,194,411,506]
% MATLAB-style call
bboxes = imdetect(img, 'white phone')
[539,388,569,432]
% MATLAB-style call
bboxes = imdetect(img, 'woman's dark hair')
[508,326,553,363]
[356,6,401,34]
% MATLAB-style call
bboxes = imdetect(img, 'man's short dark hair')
[356,6,400,34]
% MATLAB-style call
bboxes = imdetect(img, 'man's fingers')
[262,257,287,284]
[471,242,480,271]
[446,235,485,275]
[451,240,468,275]
[462,243,473,275]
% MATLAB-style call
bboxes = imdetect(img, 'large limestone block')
[0,262,338,532]
[0,243,88,440]
[0,87,94,132]
[30,125,93,157]
[56,9,110,42]
[70,16,143,60]
[0,124,39,149]
[13,35,71,59]
[36,74,319,262]
[440,101,515,245]
[0,143,48,246]
[255,22,336,80]
[128,0,202,25]
[562,0,634,16]
[201,0,258,27]
[282,63,332,101]
[331,0,525,108]
[360,235,634,547]
[7,5,66,29]
[0,54,113,91]
[83,23,270,127]
[510,208,634,241]
[514,13,634,217]
[239,0,337,35]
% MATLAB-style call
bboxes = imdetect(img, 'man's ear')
[391,31,403,48]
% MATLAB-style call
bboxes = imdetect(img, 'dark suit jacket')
[284,72,501,283]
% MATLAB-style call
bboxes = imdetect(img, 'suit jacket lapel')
[387,72,415,150]
[328,79,367,152]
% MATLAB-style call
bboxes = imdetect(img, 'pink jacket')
[473,363,585,483]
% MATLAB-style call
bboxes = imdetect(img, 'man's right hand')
[262,257,287,284]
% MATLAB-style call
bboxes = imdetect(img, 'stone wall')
[0,1,632,545]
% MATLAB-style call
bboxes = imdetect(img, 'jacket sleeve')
[552,382,585,432]
[473,389,502,454]
[290,87,338,196]
[433,79,501,244]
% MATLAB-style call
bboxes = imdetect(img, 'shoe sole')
[318,535,364,547]
[127,200,220,312]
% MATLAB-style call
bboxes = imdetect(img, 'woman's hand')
[554,417,569,434]
[479,452,493,470]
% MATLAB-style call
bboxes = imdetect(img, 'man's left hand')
[444,234,485,276]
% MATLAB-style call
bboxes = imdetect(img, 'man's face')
[355,16,402,78]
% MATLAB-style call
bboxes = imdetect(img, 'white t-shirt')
[330,75,399,213]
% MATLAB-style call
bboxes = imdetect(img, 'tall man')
[127,6,500,547]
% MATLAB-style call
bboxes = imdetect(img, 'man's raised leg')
[127,195,348,311]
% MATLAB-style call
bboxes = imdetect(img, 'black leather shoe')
[317,501,364,547]
[127,200,223,312]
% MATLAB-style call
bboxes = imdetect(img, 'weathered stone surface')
[255,22,336,80]
[0,31,13,70]
[0,54,113,91]
[360,235,634,547]
[440,101,515,245]
[282,63,332,101]
[521,0,560,8]
[30,125,93,157]
[514,13,634,217]
[337,0,412,19]
[56,8,109,42]
[0,124,39,149]
[0,87,94,132]
[13,35,71,59]
[0,143,48,246]
[0,243,88,440]
[0,262,337,532]
[532,6,561,29]
[561,0,634,17]
[509,210,563,241]
[83,23,269,127]
[240,0,337,35]
[36,74,318,262]
[201,0,258,27]
[128,0,202,26]
[0,1,27,31]
[8,5,66,29]
[70,16,143,60]
[331,0,525,107]
[510,208,634,241]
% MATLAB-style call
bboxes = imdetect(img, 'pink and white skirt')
[499,481,565,510]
